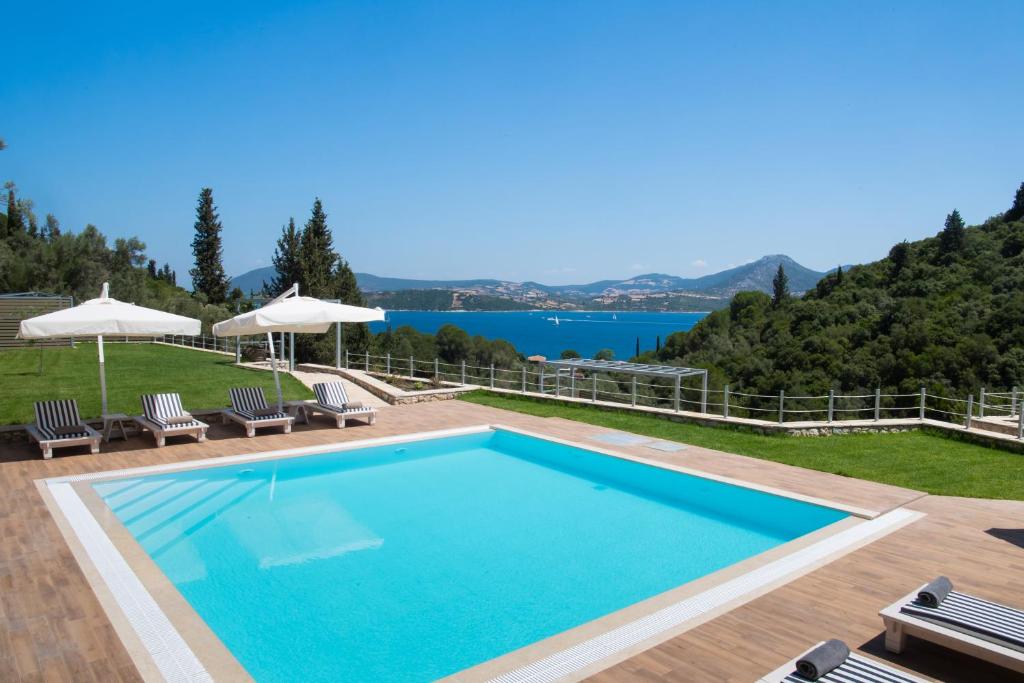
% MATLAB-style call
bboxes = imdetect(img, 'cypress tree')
[635,336,640,357]
[189,187,229,303]
[299,198,337,297]
[4,183,23,237]
[1006,182,1024,223]
[268,217,303,296]
[43,213,61,241]
[656,335,661,352]
[939,209,966,257]
[835,265,843,285]
[147,259,158,278]
[771,264,789,307]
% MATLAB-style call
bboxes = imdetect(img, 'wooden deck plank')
[0,400,1020,682]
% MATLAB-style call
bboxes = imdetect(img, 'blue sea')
[94,429,844,681]
[369,310,707,359]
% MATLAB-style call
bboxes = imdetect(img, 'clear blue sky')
[5,1,1023,284]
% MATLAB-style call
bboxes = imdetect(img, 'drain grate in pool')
[645,440,687,453]
[589,432,652,446]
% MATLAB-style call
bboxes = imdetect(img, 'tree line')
[641,182,1024,404]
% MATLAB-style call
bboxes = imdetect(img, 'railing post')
[461,360,467,385]
[701,372,708,414]
[592,374,597,402]
[434,358,439,379]
[490,364,495,389]
[335,322,341,369]
[827,389,834,423]
[345,349,349,369]
[386,353,391,375]
[1013,386,1019,418]
[778,390,785,424]
[522,366,527,393]
[874,388,881,421]
[570,371,576,397]
[365,350,369,372]
[555,370,561,397]
[674,375,681,412]
[920,387,926,420]
[979,387,986,418]
[409,356,414,378]
[235,336,241,364]
[966,394,974,429]
[723,384,730,418]
[540,367,545,394]
[632,377,637,406]
[1018,405,1024,440]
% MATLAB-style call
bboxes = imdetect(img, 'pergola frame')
[539,358,709,413]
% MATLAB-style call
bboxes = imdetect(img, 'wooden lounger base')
[220,410,294,438]
[312,406,377,429]
[26,425,101,460]
[880,587,1024,674]
[132,417,209,448]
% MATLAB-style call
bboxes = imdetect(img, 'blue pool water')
[92,431,846,682]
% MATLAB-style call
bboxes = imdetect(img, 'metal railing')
[74,339,1024,439]
[339,350,1024,439]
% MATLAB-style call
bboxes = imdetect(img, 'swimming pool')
[83,428,847,681]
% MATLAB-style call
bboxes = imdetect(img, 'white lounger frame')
[26,424,101,460]
[881,586,1024,674]
[220,387,294,437]
[134,393,209,447]
[758,641,928,682]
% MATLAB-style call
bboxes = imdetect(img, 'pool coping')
[38,424,923,682]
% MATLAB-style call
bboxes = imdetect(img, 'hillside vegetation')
[652,183,1024,399]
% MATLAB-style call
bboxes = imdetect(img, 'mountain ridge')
[230,255,836,303]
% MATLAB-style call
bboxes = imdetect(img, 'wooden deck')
[1,400,1022,682]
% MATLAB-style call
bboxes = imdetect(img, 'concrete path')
[288,368,388,408]
[239,361,388,408]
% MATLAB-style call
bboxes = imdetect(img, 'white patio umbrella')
[17,282,201,415]
[212,283,385,410]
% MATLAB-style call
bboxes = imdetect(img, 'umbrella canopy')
[212,288,384,337]
[19,284,201,339]
[212,284,385,410]
[17,283,201,416]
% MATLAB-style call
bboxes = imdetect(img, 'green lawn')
[460,391,1024,501]
[0,343,312,424]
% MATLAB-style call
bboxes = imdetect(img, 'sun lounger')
[880,577,1024,674]
[134,393,208,447]
[311,381,377,428]
[221,387,294,437]
[27,399,101,460]
[759,640,928,682]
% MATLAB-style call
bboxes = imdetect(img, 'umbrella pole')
[98,335,109,416]
[266,332,284,411]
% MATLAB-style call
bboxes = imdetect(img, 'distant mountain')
[230,255,839,307]
[230,266,275,296]
[356,273,507,292]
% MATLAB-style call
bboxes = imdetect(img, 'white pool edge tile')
[487,507,922,683]
[48,481,213,683]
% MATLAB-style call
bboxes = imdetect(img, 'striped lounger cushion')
[901,592,1024,651]
[35,400,89,440]
[229,387,286,420]
[313,382,371,413]
[141,393,205,429]
[780,652,921,682]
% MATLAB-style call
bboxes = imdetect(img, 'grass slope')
[461,391,1024,501]
[0,343,312,424]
